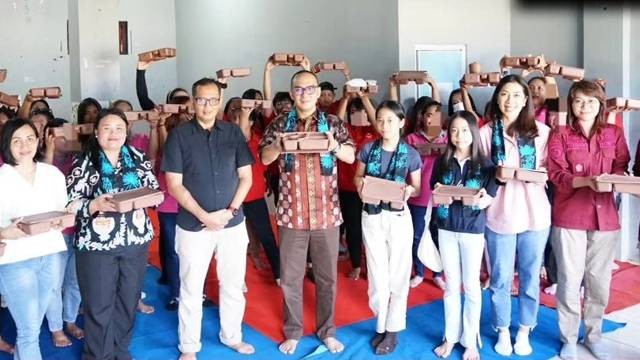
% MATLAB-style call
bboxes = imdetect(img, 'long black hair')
[85,108,131,173]
[437,110,485,177]
[448,89,478,116]
[77,97,102,124]
[487,74,538,138]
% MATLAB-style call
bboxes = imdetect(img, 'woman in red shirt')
[336,91,378,280]
[547,80,630,360]
[233,106,280,284]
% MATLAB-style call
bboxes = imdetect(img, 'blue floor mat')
[0,267,625,359]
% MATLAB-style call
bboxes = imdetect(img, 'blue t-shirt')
[357,141,422,176]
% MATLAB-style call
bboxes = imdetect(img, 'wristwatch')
[227,206,239,216]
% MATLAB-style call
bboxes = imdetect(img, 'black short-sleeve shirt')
[161,119,255,231]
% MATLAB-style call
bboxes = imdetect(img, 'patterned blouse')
[66,146,159,251]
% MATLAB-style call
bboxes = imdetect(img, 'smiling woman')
[65,108,159,360]
[0,118,68,360]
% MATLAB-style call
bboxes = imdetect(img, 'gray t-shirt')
[358,141,422,177]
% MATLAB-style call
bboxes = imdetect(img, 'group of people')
[0,52,637,360]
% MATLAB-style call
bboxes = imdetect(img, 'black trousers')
[339,190,364,268]
[244,198,281,279]
[76,243,149,360]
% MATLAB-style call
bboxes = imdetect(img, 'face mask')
[452,102,465,112]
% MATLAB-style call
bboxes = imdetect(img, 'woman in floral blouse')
[67,108,159,360]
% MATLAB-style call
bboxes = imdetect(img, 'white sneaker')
[513,329,532,356]
[494,329,512,356]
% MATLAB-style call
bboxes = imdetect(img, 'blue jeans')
[158,212,180,299]
[485,227,549,329]
[0,254,61,360]
[45,233,81,331]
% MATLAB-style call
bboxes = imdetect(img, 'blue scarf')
[436,158,483,220]
[364,139,409,214]
[99,146,141,194]
[283,109,333,176]
[490,119,536,169]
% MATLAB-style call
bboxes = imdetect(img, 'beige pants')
[552,226,619,344]
[176,222,249,353]
[362,208,413,333]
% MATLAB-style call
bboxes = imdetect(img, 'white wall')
[117,0,177,110]
[0,0,72,119]
[175,0,399,102]
[510,0,583,96]
[397,0,511,111]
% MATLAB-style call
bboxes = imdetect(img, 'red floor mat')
[147,213,444,342]
[539,260,640,314]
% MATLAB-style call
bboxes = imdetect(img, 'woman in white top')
[0,118,68,360]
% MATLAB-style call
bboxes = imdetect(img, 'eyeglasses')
[573,98,599,108]
[292,86,318,96]
[194,97,221,107]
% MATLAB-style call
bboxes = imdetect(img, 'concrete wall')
[510,0,583,96]
[0,0,72,119]
[397,0,511,111]
[175,0,399,102]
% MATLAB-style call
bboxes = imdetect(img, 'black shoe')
[165,298,179,311]
[157,276,168,285]
[370,332,385,348]
[306,268,315,284]
[375,332,398,355]
[202,296,215,307]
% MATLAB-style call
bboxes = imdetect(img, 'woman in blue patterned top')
[431,111,497,360]
[66,108,160,360]
[353,101,422,355]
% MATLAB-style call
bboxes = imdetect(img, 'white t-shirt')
[0,162,68,264]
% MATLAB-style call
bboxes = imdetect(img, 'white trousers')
[438,229,484,349]
[362,209,413,333]
[175,222,249,353]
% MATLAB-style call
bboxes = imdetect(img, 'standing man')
[163,77,255,359]
[260,70,355,355]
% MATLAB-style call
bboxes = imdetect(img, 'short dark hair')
[110,99,133,111]
[242,89,263,100]
[376,100,406,120]
[0,106,17,120]
[319,81,336,93]
[30,108,55,124]
[527,76,547,85]
[290,70,318,89]
[191,78,222,98]
[30,99,51,112]
[273,92,293,105]
[0,118,43,166]
[166,87,191,104]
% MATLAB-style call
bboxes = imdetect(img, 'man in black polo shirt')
[162,77,255,358]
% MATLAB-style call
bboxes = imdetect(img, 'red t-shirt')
[338,124,379,192]
[244,132,268,203]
